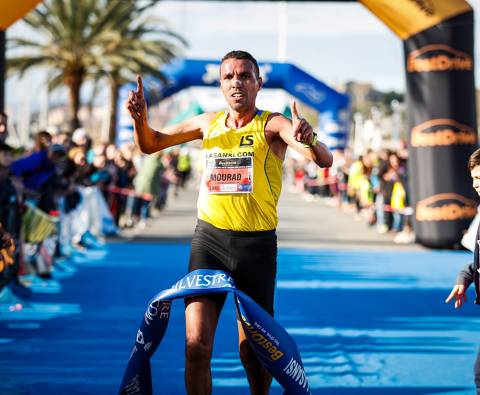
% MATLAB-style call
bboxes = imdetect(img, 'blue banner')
[119,269,311,395]
[116,58,349,149]
[153,59,348,113]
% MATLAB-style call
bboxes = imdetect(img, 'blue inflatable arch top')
[117,59,350,149]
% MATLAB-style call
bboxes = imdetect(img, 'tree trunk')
[64,69,84,131]
[108,78,119,144]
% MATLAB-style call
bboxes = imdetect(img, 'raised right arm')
[132,112,213,154]
[125,75,214,154]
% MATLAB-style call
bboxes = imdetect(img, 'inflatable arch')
[118,0,477,248]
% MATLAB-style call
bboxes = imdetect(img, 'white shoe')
[377,224,388,234]
[394,231,415,244]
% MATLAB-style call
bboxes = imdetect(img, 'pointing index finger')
[445,293,454,303]
[291,100,299,121]
[445,287,458,303]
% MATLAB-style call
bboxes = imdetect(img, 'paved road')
[3,184,477,395]
[126,184,423,251]
[111,186,475,395]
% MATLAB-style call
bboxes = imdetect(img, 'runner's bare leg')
[237,320,272,395]
[185,296,222,395]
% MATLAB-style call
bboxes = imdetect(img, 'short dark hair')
[37,130,52,140]
[221,50,260,77]
[468,148,480,171]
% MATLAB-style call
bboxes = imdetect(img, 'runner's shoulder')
[266,111,284,121]
[265,112,290,133]
[200,112,219,126]
[182,112,217,136]
[192,111,217,124]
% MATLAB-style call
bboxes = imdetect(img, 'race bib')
[205,156,253,194]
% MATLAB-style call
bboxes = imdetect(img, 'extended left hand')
[291,100,314,146]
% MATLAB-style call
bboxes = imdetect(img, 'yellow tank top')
[197,110,283,231]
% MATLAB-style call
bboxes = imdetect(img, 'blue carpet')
[0,243,476,394]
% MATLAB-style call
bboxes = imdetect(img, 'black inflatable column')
[404,11,477,248]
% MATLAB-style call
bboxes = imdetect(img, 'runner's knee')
[186,337,213,366]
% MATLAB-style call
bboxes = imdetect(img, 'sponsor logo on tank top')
[240,134,254,147]
[411,119,476,147]
[416,193,477,222]
[206,151,254,158]
[407,44,472,73]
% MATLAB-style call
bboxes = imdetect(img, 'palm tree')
[93,1,186,142]
[7,0,185,133]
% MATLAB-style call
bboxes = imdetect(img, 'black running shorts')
[188,219,277,315]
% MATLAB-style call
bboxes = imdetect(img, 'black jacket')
[456,224,480,304]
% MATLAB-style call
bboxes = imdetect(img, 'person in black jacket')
[445,147,480,394]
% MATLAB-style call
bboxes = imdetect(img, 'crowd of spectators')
[287,144,415,244]
[0,113,193,292]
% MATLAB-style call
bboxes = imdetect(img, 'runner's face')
[220,59,261,113]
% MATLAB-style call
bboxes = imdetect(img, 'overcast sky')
[5,0,480,113]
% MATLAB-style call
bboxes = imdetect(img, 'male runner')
[126,50,332,395]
